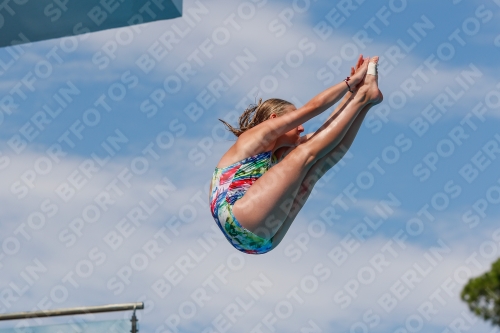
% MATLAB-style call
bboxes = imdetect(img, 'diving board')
[0,0,182,47]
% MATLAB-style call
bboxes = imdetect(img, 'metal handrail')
[0,302,144,321]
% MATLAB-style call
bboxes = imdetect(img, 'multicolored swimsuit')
[210,151,278,255]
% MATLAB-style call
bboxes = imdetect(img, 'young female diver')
[209,55,383,254]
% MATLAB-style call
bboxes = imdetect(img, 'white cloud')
[2,143,495,331]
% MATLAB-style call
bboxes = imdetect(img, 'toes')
[367,55,379,79]
[364,73,376,83]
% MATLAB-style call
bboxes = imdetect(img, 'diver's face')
[271,105,304,146]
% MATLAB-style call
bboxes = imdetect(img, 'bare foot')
[358,56,383,105]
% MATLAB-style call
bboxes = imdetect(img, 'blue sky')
[1,0,500,332]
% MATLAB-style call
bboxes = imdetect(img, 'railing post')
[131,305,138,333]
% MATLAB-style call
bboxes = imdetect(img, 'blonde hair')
[219,98,293,137]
